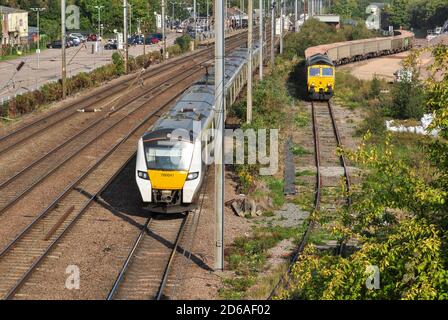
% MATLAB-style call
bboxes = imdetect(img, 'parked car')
[87,34,98,42]
[176,27,184,33]
[46,40,69,49]
[104,39,118,50]
[151,33,166,41]
[145,36,160,44]
[128,34,144,45]
[68,36,81,46]
[69,33,86,42]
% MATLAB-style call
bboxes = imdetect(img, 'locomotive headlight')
[138,170,149,180]
[187,172,199,181]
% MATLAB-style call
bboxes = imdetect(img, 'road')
[0,33,178,102]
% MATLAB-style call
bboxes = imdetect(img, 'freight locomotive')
[136,44,261,213]
[305,30,414,100]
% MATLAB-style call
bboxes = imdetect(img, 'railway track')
[0,83,184,299]
[0,30,268,299]
[269,100,351,298]
[0,34,255,216]
[106,167,209,301]
[0,30,252,159]
[0,62,204,215]
[107,214,188,300]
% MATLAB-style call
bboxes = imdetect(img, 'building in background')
[0,5,29,46]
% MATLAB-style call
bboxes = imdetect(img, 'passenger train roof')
[143,43,260,142]
[143,85,214,142]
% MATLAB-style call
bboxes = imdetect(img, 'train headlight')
[187,172,199,181]
[138,170,149,180]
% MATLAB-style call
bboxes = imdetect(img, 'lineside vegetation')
[279,45,448,300]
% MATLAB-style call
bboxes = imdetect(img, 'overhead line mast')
[214,0,225,272]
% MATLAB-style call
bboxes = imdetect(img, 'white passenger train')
[136,44,262,213]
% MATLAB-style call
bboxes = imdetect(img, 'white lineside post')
[123,0,128,73]
[214,0,225,272]
[247,0,253,124]
[270,0,274,65]
[280,1,283,54]
[61,0,66,100]
[240,0,243,28]
[162,0,166,59]
[294,0,298,31]
[259,0,263,80]
[193,0,197,40]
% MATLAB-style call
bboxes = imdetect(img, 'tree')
[387,80,426,119]
[284,18,346,58]
[388,0,410,29]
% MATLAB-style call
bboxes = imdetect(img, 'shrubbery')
[284,19,376,58]
[168,44,182,57]
[386,81,426,120]
[279,44,448,301]
[174,34,192,53]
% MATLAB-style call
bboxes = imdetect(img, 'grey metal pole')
[98,7,101,36]
[270,0,274,65]
[61,0,66,99]
[162,0,166,59]
[259,0,263,80]
[194,0,197,39]
[207,0,209,31]
[123,0,128,73]
[129,4,132,35]
[214,0,225,272]
[294,0,298,31]
[247,0,253,123]
[280,1,283,54]
[31,8,46,69]
[37,10,40,69]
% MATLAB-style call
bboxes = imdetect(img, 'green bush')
[370,76,381,98]
[112,52,125,75]
[41,82,63,102]
[168,44,182,57]
[284,19,346,58]
[386,81,426,120]
[174,34,192,52]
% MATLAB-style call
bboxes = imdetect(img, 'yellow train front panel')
[147,170,188,190]
[307,64,335,100]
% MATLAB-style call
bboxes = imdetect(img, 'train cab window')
[144,140,193,171]
[309,67,320,76]
[322,68,334,76]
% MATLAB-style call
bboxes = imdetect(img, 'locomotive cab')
[306,54,335,101]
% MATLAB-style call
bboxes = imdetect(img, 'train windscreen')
[322,68,334,76]
[309,68,320,76]
[144,140,193,171]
